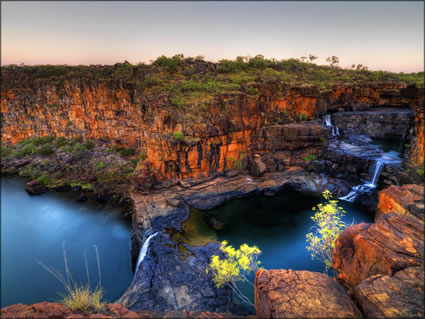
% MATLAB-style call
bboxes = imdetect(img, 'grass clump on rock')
[38,243,106,314]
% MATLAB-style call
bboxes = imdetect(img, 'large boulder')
[377,184,424,220]
[332,185,424,289]
[25,180,47,195]
[354,267,424,318]
[249,157,267,176]
[254,269,362,318]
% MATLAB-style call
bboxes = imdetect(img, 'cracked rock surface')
[354,266,424,318]
[254,269,362,318]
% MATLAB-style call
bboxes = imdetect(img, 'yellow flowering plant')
[206,241,261,306]
[306,190,347,273]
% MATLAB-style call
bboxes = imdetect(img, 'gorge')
[1,59,424,318]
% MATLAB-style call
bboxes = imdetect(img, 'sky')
[1,1,424,73]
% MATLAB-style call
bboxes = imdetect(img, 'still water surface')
[1,176,133,307]
[178,190,374,306]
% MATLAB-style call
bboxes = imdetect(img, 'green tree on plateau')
[306,190,347,273]
[308,54,318,63]
[206,241,261,306]
[326,56,340,67]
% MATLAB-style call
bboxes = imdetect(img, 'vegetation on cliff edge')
[1,136,143,201]
[2,55,423,109]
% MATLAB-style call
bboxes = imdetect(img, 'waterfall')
[324,114,332,127]
[366,161,384,188]
[323,114,340,136]
[134,232,158,276]
[339,160,384,202]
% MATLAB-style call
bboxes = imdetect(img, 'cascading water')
[134,232,158,277]
[339,160,384,202]
[323,114,340,136]
[324,114,332,127]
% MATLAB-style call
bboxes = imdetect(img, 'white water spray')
[339,160,384,202]
[323,114,340,136]
[324,114,332,127]
[134,232,158,276]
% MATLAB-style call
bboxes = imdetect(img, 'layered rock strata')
[332,184,424,318]
[332,107,414,140]
[2,82,422,183]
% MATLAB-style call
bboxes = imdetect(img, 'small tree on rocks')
[206,241,261,306]
[306,190,347,273]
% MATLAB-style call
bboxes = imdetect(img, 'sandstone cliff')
[2,75,423,185]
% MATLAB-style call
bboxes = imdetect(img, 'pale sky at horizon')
[1,1,424,73]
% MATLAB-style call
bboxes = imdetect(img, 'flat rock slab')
[254,269,362,318]
[354,267,424,318]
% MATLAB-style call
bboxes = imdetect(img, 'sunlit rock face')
[354,266,424,318]
[333,184,424,288]
[254,269,362,318]
[332,184,424,318]
[2,80,422,183]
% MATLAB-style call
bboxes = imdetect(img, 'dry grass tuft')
[38,242,106,314]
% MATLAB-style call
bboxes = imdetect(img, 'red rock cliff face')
[1,82,421,181]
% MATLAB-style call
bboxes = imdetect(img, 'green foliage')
[137,153,147,161]
[173,131,184,140]
[217,57,247,73]
[63,145,73,152]
[228,156,244,170]
[0,142,13,161]
[36,174,50,185]
[33,136,56,145]
[170,95,187,107]
[136,77,162,90]
[245,86,259,96]
[95,162,134,188]
[83,139,95,150]
[69,136,83,145]
[46,103,61,108]
[306,190,347,272]
[35,144,55,156]
[95,161,105,170]
[298,112,309,121]
[54,137,67,147]
[71,143,87,160]
[206,241,261,306]
[70,182,94,191]
[319,136,327,143]
[117,148,135,157]
[154,54,184,73]
[3,56,423,93]
[417,168,424,177]
[13,143,36,158]
[303,154,317,162]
